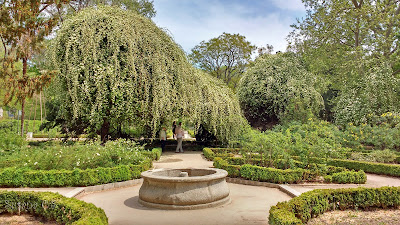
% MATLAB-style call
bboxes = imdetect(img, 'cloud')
[270,0,306,11]
[153,0,306,53]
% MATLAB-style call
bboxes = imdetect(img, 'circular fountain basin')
[138,168,230,210]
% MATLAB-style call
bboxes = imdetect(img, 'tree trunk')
[33,94,37,132]
[40,91,43,122]
[100,119,110,144]
[21,98,25,137]
[20,57,27,137]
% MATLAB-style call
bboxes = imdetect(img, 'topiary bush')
[237,53,324,129]
[0,191,107,224]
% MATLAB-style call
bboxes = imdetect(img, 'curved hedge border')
[213,157,366,184]
[269,186,400,225]
[0,148,162,187]
[0,191,107,224]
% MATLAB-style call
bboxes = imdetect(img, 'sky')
[152,0,307,54]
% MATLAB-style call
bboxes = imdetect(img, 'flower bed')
[0,191,107,224]
[269,186,400,225]
[0,141,161,187]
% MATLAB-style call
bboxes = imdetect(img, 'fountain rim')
[140,168,228,183]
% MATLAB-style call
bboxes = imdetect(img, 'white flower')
[34,162,38,165]
[96,153,100,156]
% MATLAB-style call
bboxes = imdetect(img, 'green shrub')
[334,63,400,126]
[213,157,241,177]
[0,160,151,187]
[240,164,303,184]
[237,53,323,128]
[324,170,366,184]
[370,149,398,163]
[142,148,162,161]
[324,158,400,177]
[269,186,400,225]
[0,191,107,224]
[0,139,148,170]
[203,148,215,160]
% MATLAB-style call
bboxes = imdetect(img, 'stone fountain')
[138,168,230,210]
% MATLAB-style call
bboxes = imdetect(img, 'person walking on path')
[175,122,184,153]
[172,121,177,140]
[160,127,167,152]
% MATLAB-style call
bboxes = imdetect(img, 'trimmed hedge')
[269,186,400,225]
[0,191,107,224]
[142,148,162,161]
[0,160,152,187]
[240,164,304,184]
[309,158,400,177]
[213,157,241,177]
[324,170,366,184]
[203,148,240,160]
[213,157,365,184]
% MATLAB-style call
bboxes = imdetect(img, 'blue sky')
[152,0,307,54]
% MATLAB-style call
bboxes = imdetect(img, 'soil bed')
[0,214,58,225]
[307,208,400,225]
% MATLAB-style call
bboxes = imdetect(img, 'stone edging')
[69,179,143,198]
[67,177,301,199]
[226,177,300,197]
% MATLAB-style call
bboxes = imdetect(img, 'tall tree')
[189,32,256,89]
[46,0,156,21]
[288,0,400,86]
[0,0,67,136]
[50,6,245,143]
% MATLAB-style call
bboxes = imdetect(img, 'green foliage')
[0,139,147,170]
[213,157,241,177]
[240,164,304,184]
[50,6,245,143]
[0,160,151,187]
[0,191,107,224]
[324,170,366,184]
[269,187,400,225]
[189,32,256,89]
[237,53,323,129]
[316,158,400,177]
[334,64,400,126]
[202,147,240,161]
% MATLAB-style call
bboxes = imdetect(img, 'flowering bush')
[0,139,148,170]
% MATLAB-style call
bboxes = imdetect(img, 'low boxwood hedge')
[0,191,107,224]
[269,186,400,225]
[213,157,366,184]
[0,160,152,187]
[203,148,240,160]
[240,164,304,184]
[324,170,366,184]
[213,157,241,177]
[326,158,400,177]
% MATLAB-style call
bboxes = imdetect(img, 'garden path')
[77,151,292,225]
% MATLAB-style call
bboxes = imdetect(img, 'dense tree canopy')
[0,0,68,136]
[50,6,245,142]
[289,0,400,86]
[237,53,324,130]
[189,32,255,89]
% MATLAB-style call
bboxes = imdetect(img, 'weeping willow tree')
[49,6,245,143]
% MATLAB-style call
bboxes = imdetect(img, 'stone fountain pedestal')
[138,168,230,210]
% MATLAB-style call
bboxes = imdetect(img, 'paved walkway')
[4,150,400,224]
[77,152,291,225]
